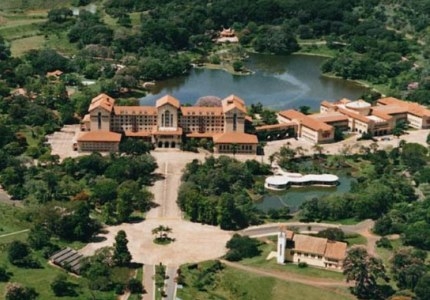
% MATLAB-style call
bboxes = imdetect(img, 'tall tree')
[343,247,389,299]
[390,248,426,290]
[112,230,132,266]
[415,273,430,300]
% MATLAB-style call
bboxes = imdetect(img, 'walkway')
[146,158,183,220]
[142,264,155,300]
[164,265,178,300]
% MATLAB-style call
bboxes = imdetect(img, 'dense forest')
[0,0,430,298]
[178,156,270,230]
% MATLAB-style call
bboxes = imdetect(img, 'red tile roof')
[213,132,258,144]
[309,112,349,123]
[156,95,180,108]
[114,106,157,115]
[284,230,347,260]
[279,110,333,132]
[89,93,115,113]
[124,130,152,137]
[293,234,327,256]
[46,70,63,77]
[255,122,298,132]
[77,131,121,142]
[222,95,247,114]
[378,97,430,118]
[337,107,372,124]
[325,241,347,260]
[180,106,223,116]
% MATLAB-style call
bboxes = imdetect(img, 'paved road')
[146,154,188,220]
[164,265,178,300]
[242,222,340,237]
[142,264,155,300]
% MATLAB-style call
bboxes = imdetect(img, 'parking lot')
[45,125,82,160]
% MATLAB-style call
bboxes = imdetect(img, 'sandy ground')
[80,218,232,265]
[80,150,233,266]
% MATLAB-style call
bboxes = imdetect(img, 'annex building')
[271,97,430,144]
[77,93,258,153]
[277,229,347,270]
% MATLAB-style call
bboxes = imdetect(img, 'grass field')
[344,233,367,246]
[177,261,353,300]
[0,203,29,235]
[10,35,45,56]
[0,0,73,11]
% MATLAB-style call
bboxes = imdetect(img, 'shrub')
[298,262,308,268]
[127,278,143,294]
[51,274,77,297]
[225,234,261,261]
[7,241,30,264]
[0,266,11,282]
[5,282,38,300]
[376,237,393,249]
[114,283,125,295]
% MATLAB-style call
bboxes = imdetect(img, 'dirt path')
[342,220,379,257]
[220,260,355,298]
[0,188,23,207]
[0,229,29,238]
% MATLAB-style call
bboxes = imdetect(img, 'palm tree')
[152,225,173,241]
[268,152,278,167]
[312,143,323,158]
[369,142,379,153]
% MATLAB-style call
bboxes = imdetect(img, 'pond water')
[140,53,369,110]
[256,172,354,213]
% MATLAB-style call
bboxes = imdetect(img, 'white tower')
[277,230,286,264]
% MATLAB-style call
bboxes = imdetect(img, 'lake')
[140,53,369,110]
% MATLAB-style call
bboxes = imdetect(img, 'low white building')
[265,169,339,190]
[277,229,347,270]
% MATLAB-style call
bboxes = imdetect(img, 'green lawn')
[177,261,353,300]
[344,233,367,246]
[376,238,403,266]
[10,35,45,56]
[0,203,29,235]
[0,22,42,40]
[0,0,72,10]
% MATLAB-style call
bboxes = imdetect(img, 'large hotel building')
[269,97,430,144]
[77,93,430,152]
[77,93,258,153]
